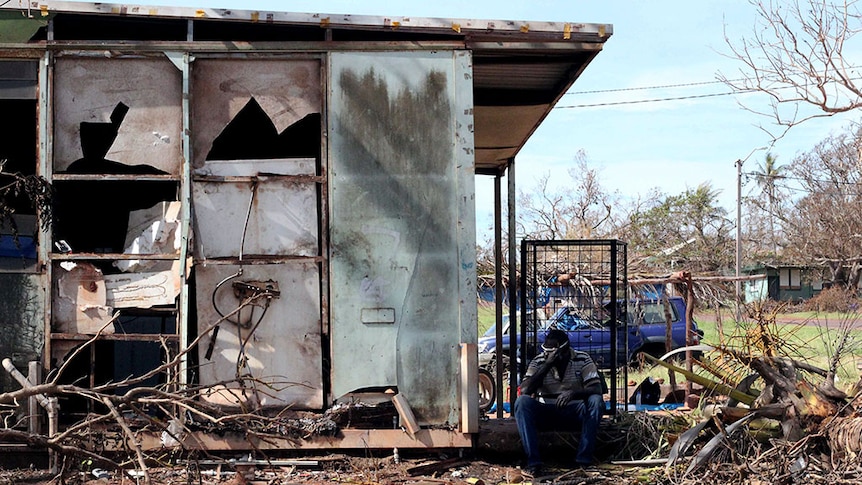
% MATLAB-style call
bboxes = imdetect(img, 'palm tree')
[753,152,785,253]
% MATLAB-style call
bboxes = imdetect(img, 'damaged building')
[0,1,610,450]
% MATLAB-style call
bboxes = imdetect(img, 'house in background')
[744,264,824,303]
[0,1,611,450]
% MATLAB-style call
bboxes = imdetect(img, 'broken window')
[48,56,184,412]
[780,267,802,290]
[0,60,39,271]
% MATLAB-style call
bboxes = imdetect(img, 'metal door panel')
[328,51,475,424]
[192,178,319,258]
[195,262,323,408]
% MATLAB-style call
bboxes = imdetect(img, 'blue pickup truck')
[477,296,700,370]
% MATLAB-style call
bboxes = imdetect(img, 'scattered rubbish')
[91,468,110,479]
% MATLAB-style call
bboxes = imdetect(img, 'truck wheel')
[478,367,496,413]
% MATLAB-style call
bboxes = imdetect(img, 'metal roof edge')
[0,0,612,42]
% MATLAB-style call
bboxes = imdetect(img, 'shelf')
[50,253,180,261]
[51,333,179,342]
[52,174,179,182]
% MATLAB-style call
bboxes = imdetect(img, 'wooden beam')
[50,333,179,342]
[391,394,421,437]
[133,429,473,451]
[460,343,478,434]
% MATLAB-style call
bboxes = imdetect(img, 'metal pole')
[735,159,743,320]
[493,174,504,419]
[507,158,518,411]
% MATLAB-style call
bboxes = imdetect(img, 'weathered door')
[191,58,325,409]
[328,51,476,424]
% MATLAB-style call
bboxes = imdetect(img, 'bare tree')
[781,128,862,289]
[517,150,616,240]
[721,0,862,137]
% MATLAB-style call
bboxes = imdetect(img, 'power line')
[567,78,746,95]
[743,171,862,187]
[555,89,755,109]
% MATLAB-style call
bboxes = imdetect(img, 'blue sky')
[133,0,859,239]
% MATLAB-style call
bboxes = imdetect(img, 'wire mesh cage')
[519,239,629,414]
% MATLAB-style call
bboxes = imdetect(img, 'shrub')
[803,287,858,313]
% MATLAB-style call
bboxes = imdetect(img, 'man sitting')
[514,329,604,476]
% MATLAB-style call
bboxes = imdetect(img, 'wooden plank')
[391,394,421,437]
[134,429,472,451]
[460,343,478,434]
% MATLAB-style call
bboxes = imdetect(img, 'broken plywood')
[192,178,318,259]
[190,59,321,169]
[52,57,182,174]
[53,262,113,334]
[195,262,323,409]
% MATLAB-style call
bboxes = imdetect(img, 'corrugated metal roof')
[0,0,612,171]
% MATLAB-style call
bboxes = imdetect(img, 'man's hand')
[545,347,564,364]
[556,390,574,408]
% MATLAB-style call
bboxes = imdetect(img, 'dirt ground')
[0,453,657,485]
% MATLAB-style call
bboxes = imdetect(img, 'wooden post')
[460,343,478,433]
[27,361,42,436]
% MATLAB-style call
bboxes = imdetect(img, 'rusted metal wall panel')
[195,262,323,409]
[190,58,321,170]
[191,178,319,258]
[190,57,324,411]
[52,57,182,175]
[328,51,475,425]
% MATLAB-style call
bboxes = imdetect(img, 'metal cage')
[519,239,629,414]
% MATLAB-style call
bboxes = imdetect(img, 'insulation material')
[53,262,114,334]
[52,57,182,174]
[115,201,182,273]
[190,59,321,168]
[195,263,323,409]
[105,260,182,309]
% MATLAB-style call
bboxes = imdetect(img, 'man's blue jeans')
[514,394,604,467]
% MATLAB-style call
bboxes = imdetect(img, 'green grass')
[682,311,862,393]
[477,305,496,336]
[476,305,862,393]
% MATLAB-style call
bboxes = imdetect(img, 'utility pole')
[735,159,743,320]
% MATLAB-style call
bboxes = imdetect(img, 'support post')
[27,362,42,436]
[493,174,504,419]
[507,158,517,410]
[735,159,743,320]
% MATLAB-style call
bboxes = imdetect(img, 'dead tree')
[721,0,862,138]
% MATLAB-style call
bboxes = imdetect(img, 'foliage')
[621,182,734,273]
[0,163,53,235]
[803,287,859,313]
[512,150,734,275]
